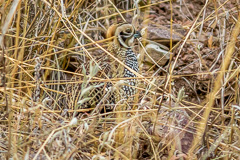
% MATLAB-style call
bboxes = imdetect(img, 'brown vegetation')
[1,0,240,159]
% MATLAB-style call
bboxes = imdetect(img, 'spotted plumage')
[107,35,139,100]
[122,49,138,98]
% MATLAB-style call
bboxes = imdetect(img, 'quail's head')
[107,23,139,49]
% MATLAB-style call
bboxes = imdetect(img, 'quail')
[66,23,140,110]
[106,23,139,101]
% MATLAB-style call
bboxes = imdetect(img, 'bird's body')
[107,24,139,100]
[122,49,138,97]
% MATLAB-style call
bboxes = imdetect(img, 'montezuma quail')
[67,24,140,110]
[107,23,139,100]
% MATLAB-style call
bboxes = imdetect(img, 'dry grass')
[1,0,240,159]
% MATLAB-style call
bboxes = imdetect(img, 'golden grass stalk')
[189,8,240,157]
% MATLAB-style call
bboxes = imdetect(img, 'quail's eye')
[126,28,131,33]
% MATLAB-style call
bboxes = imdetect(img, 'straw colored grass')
[1,0,240,159]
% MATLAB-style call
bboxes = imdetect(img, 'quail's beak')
[133,31,142,39]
